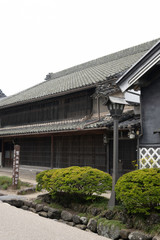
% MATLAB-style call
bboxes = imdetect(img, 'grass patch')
[0,176,32,190]
[18,180,31,188]
[0,176,12,190]
[149,223,160,235]
[33,198,65,211]
[131,215,147,231]
[34,199,43,204]
[89,196,109,210]
[2,183,9,190]
[49,202,65,210]
[78,212,94,219]
[97,218,126,229]
[131,215,160,235]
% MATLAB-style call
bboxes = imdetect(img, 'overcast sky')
[0,0,160,96]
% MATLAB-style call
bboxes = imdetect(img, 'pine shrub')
[115,168,160,215]
[36,169,55,191]
[36,166,112,200]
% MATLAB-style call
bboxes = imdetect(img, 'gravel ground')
[0,201,109,240]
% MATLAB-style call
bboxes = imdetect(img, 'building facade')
[0,39,159,173]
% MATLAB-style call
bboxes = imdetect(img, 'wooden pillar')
[51,135,54,169]
[106,141,110,173]
[1,138,4,167]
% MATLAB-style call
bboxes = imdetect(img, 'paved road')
[0,201,109,240]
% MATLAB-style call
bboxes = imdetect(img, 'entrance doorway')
[4,142,14,167]
[109,139,137,177]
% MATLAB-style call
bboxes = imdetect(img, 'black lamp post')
[106,96,126,208]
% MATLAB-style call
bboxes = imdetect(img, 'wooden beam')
[51,135,54,168]
[106,142,110,173]
[1,138,4,167]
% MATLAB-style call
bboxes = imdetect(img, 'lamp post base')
[108,118,119,209]
[108,189,116,209]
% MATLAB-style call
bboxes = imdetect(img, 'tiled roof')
[85,111,140,130]
[0,111,140,136]
[0,119,85,136]
[118,118,140,129]
[0,38,159,109]
[0,90,6,98]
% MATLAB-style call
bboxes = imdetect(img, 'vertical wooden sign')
[12,145,20,188]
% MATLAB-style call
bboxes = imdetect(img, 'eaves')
[0,84,97,110]
[117,41,160,92]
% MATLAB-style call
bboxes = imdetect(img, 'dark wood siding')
[2,135,137,173]
[109,139,137,176]
[140,75,160,145]
[17,137,51,167]
[53,135,107,171]
[3,141,14,167]
[0,89,94,127]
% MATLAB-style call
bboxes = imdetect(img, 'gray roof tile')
[0,38,159,108]
[0,112,140,136]
[0,119,85,136]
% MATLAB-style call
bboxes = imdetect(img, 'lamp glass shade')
[107,102,124,118]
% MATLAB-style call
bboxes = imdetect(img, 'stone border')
[2,199,158,240]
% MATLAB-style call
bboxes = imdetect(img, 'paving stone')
[22,205,29,210]
[66,222,75,227]
[39,211,48,218]
[80,217,88,225]
[76,224,87,230]
[43,205,49,212]
[73,215,81,224]
[128,231,152,240]
[24,200,32,207]
[87,218,97,233]
[61,210,73,221]
[36,204,44,212]
[120,229,132,239]
[48,208,61,219]
[29,208,37,213]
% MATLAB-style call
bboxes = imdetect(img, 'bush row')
[37,166,160,215]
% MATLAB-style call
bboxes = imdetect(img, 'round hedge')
[36,166,112,200]
[115,168,160,215]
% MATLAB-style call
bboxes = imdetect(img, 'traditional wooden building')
[117,40,160,168]
[0,39,159,173]
[0,89,6,167]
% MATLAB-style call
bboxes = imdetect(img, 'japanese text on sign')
[12,145,20,187]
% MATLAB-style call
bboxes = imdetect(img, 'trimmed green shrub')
[36,170,52,191]
[36,166,112,200]
[115,168,160,215]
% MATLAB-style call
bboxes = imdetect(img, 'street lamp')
[106,96,127,208]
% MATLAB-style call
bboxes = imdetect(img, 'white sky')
[0,0,160,96]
